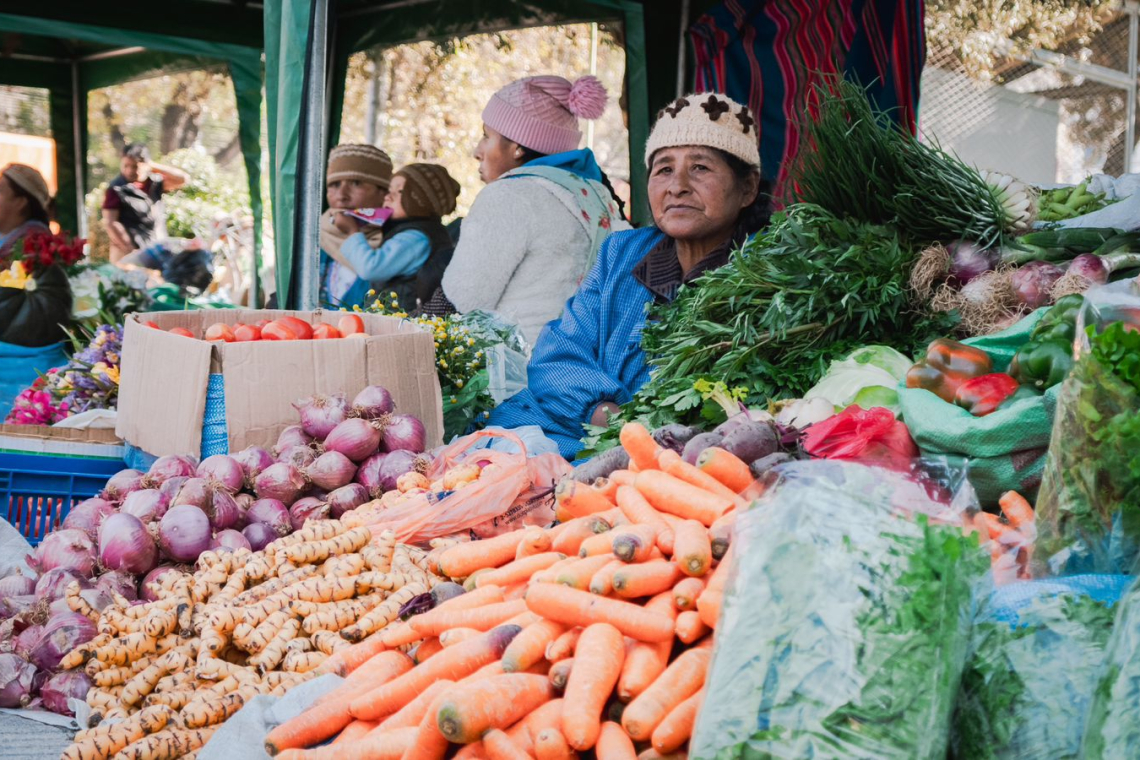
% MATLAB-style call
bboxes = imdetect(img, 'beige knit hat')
[2,163,52,216]
[645,93,760,169]
[396,164,461,218]
[326,144,393,190]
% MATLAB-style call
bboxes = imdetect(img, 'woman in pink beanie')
[421,74,630,347]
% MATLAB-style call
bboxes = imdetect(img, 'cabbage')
[804,346,913,408]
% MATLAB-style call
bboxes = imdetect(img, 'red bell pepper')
[905,338,994,403]
[953,373,1019,417]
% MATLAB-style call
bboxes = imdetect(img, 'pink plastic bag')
[802,406,919,473]
[363,429,571,545]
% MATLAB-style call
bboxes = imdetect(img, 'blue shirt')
[319,229,432,309]
[487,227,666,458]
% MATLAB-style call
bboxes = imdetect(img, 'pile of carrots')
[264,422,752,759]
[973,489,1036,584]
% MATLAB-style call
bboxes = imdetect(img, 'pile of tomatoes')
[145,314,367,342]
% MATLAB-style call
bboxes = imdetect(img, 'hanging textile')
[689,0,925,194]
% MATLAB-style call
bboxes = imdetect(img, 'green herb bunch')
[1083,578,1140,758]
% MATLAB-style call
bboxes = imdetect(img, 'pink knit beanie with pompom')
[482,75,608,155]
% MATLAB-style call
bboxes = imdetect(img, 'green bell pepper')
[1031,294,1084,340]
[1011,339,1074,390]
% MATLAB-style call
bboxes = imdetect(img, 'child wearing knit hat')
[422,74,631,347]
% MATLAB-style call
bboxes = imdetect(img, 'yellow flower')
[102,366,121,385]
[0,261,30,290]
[456,380,464,388]
[467,338,476,347]
[440,360,448,369]
[105,352,119,365]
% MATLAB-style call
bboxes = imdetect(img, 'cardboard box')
[116,311,443,457]
[0,424,124,459]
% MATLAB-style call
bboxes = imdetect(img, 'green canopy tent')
[0,3,265,303]
[267,0,699,310]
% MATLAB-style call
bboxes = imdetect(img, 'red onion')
[247,498,292,537]
[0,653,36,708]
[327,484,371,518]
[233,446,274,484]
[0,595,35,620]
[377,449,421,492]
[278,444,318,470]
[159,505,212,562]
[275,425,314,454]
[172,477,212,510]
[295,393,349,440]
[1068,254,1111,285]
[97,570,137,602]
[101,469,145,502]
[62,498,116,541]
[382,414,426,454]
[356,452,387,498]
[210,529,251,553]
[324,418,382,463]
[120,489,171,525]
[947,241,999,286]
[14,625,42,659]
[35,568,90,603]
[99,513,158,575]
[352,385,395,420]
[0,574,35,597]
[41,670,92,715]
[306,451,358,491]
[255,463,307,505]
[30,528,97,576]
[242,522,277,551]
[1011,261,1064,309]
[139,566,184,603]
[30,611,97,671]
[159,476,189,504]
[208,488,241,531]
[145,455,198,487]
[289,498,330,531]
[197,455,244,494]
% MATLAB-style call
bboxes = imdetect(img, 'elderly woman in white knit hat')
[488,93,771,459]
[0,163,53,260]
[419,74,630,346]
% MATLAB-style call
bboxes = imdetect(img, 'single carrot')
[589,560,625,596]
[551,516,612,556]
[504,698,564,754]
[332,720,378,745]
[636,749,688,759]
[658,449,745,506]
[672,519,713,577]
[376,680,454,732]
[515,527,553,560]
[501,582,528,601]
[483,728,532,760]
[695,446,753,493]
[708,512,735,561]
[401,687,453,760]
[609,470,636,487]
[549,657,574,691]
[999,491,1035,529]
[452,742,489,759]
[672,577,706,611]
[525,584,674,643]
[435,674,555,744]
[593,477,619,500]
[674,610,710,644]
[612,560,683,599]
[615,485,675,554]
[415,637,443,664]
[504,610,542,629]
[620,422,662,471]
[651,688,704,753]
[378,621,422,649]
[578,530,618,558]
[554,554,614,589]
[978,512,1014,540]
[321,727,417,760]
[533,728,576,760]
[350,624,521,720]
[476,553,566,589]
[597,721,638,760]
[502,618,567,673]
[409,600,528,638]
[617,593,676,702]
[610,524,661,564]
[265,652,413,754]
[696,545,733,629]
[622,648,711,741]
[438,532,527,579]
[561,623,626,750]
[440,628,482,648]
[634,470,733,526]
[545,627,582,662]
[532,557,579,584]
[317,651,414,704]
[554,480,615,518]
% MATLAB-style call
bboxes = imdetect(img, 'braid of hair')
[595,169,628,221]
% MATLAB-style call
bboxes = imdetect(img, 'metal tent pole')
[295,0,331,311]
[1127,1,1138,173]
[71,60,85,238]
[676,0,690,97]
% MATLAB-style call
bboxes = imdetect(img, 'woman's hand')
[333,211,363,235]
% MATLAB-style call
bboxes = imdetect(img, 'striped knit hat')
[482,75,608,155]
[326,144,393,190]
[645,93,760,169]
[396,164,461,218]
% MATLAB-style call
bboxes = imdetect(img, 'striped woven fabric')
[689,0,925,194]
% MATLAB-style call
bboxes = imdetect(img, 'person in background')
[102,143,188,264]
[335,162,461,312]
[488,93,770,458]
[0,163,53,259]
[419,74,630,346]
[319,144,394,309]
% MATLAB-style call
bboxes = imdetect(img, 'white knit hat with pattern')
[645,93,760,169]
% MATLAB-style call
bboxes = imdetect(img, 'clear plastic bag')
[690,459,989,760]
[1082,576,1140,758]
[951,576,1125,760]
[460,309,530,404]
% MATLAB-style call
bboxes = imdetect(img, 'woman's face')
[326,178,387,211]
[648,146,758,243]
[475,125,525,184]
[384,175,408,221]
[0,176,30,234]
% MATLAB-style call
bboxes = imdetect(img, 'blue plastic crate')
[0,452,125,546]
